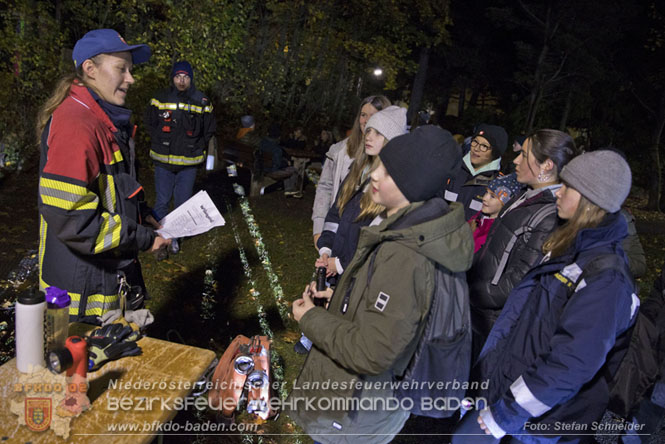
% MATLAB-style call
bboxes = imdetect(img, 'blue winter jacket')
[475,212,640,442]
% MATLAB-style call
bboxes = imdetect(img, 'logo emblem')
[375,292,390,312]
[25,398,51,432]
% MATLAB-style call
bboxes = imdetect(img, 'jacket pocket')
[113,173,143,222]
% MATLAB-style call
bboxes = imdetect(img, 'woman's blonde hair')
[542,193,606,258]
[36,56,102,140]
[356,156,385,220]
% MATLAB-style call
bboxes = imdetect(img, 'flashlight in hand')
[313,267,327,307]
[47,336,88,378]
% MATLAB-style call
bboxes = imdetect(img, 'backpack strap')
[560,253,634,297]
[490,204,556,285]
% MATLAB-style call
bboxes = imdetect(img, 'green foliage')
[0,0,453,166]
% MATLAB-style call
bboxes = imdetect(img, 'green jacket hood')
[360,198,473,273]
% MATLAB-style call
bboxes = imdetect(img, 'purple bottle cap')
[46,286,71,309]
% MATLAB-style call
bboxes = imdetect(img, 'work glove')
[86,329,142,371]
[89,322,140,343]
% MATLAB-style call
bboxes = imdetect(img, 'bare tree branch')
[631,87,656,116]
[518,0,545,28]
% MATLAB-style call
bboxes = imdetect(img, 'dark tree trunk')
[458,82,466,118]
[559,86,573,131]
[407,46,430,126]
[647,90,665,211]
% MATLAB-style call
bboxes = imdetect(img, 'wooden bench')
[220,138,294,196]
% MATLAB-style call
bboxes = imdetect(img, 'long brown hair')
[36,56,102,140]
[336,96,390,215]
[338,128,388,215]
[346,95,391,160]
[542,194,606,258]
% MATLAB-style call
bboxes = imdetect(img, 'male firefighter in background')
[144,60,216,256]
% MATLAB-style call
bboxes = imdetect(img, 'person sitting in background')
[468,173,522,254]
[445,124,508,220]
[258,123,300,197]
[259,123,287,173]
[313,129,334,163]
[236,114,261,148]
[284,125,307,150]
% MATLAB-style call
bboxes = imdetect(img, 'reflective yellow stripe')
[38,216,47,292]
[110,149,123,165]
[150,98,211,114]
[150,98,177,110]
[40,177,89,197]
[149,150,205,166]
[94,213,122,253]
[40,278,119,317]
[39,177,99,211]
[180,103,202,113]
[98,174,117,212]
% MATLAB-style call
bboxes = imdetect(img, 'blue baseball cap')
[72,29,151,68]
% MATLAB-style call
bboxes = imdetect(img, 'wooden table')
[0,333,216,443]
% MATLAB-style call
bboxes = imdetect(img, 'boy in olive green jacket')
[289,126,474,444]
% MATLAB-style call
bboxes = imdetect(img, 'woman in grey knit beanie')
[544,149,632,256]
[457,149,638,443]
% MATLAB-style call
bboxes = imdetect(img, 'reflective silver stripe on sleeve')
[510,375,551,417]
[323,222,339,233]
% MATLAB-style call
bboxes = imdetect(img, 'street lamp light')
[373,67,383,77]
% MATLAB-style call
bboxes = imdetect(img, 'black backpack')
[393,263,472,418]
[564,254,665,418]
[365,247,472,418]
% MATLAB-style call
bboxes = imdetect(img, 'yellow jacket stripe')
[40,275,118,317]
[149,149,205,165]
[39,177,99,211]
[111,149,124,165]
[94,213,122,253]
[149,98,213,114]
[98,174,117,212]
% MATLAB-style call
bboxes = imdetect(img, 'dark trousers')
[153,165,197,221]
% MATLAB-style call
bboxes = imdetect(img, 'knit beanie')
[171,61,193,79]
[488,173,522,205]
[559,150,632,213]
[365,106,408,141]
[240,115,255,128]
[474,124,508,155]
[379,125,461,203]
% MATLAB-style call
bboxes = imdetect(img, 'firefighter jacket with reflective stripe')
[38,82,155,322]
[144,85,215,170]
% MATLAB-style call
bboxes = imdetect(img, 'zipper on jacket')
[340,277,355,314]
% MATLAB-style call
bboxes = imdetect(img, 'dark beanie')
[379,125,461,203]
[171,60,193,79]
[474,124,508,155]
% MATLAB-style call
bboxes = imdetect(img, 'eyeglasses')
[174,74,190,81]
[471,139,491,152]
